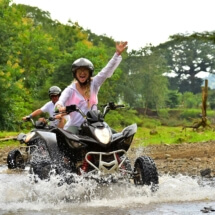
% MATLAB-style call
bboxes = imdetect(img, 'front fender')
[122,124,137,137]
[36,131,60,161]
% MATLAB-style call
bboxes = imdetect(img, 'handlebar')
[23,116,36,126]
[66,105,77,113]
[54,102,125,119]
[115,104,125,108]
[54,105,77,114]
[101,102,124,117]
[23,116,56,129]
[54,104,86,118]
[101,102,125,110]
[24,116,55,122]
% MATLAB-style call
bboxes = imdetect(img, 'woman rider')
[55,41,128,133]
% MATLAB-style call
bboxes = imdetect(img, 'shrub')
[158,109,169,118]
[141,117,161,129]
[105,108,143,129]
[180,109,202,120]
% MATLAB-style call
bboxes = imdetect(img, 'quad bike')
[7,117,56,169]
[8,102,159,188]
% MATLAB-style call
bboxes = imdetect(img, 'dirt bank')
[128,141,215,177]
[1,141,215,177]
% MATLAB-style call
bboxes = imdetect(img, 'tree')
[0,0,31,130]
[182,92,201,108]
[207,88,215,109]
[0,2,61,129]
[0,2,129,130]
[122,46,169,110]
[157,34,215,94]
[165,90,182,108]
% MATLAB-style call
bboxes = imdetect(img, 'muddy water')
[0,165,215,215]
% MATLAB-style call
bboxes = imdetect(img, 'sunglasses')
[50,95,59,98]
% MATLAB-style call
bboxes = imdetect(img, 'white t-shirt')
[41,101,59,126]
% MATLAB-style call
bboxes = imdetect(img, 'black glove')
[66,105,77,113]
[109,102,116,110]
[25,114,32,121]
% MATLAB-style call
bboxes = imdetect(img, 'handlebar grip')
[54,109,59,114]
[107,102,125,110]
[116,105,125,108]
[25,116,31,121]
[66,105,77,113]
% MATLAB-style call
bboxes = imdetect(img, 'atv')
[8,102,159,189]
[7,117,56,169]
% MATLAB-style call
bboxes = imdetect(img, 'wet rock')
[201,206,215,213]
[200,168,211,177]
[150,130,158,135]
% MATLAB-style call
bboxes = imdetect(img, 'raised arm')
[116,41,128,55]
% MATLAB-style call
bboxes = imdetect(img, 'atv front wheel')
[30,161,51,180]
[7,149,25,169]
[133,156,159,188]
[30,138,51,180]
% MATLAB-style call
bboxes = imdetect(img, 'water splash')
[0,165,215,213]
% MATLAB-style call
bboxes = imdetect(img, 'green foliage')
[157,34,215,94]
[0,140,19,148]
[158,109,169,118]
[182,92,201,108]
[180,109,202,119]
[158,108,202,126]
[208,88,215,109]
[2,1,215,133]
[123,46,169,109]
[0,2,120,130]
[165,90,182,108]
[0,0,29,130]
[2,108,215,149]
[141,117,161,129]
[156,107,215,127]
[105,108,143,130]
[0,131,18,138]
[160,117,188,127]
[134,125,215,147]
[0,131,19,148]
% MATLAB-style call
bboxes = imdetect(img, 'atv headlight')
[95,127,111,144]
[25,132,36,143]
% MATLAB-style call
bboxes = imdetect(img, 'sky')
[12,0,215,52]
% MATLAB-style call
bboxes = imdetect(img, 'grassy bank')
[1,107,215,148]
[134,126,215,147]
[0,131,20,148]
[1,124,215,149]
